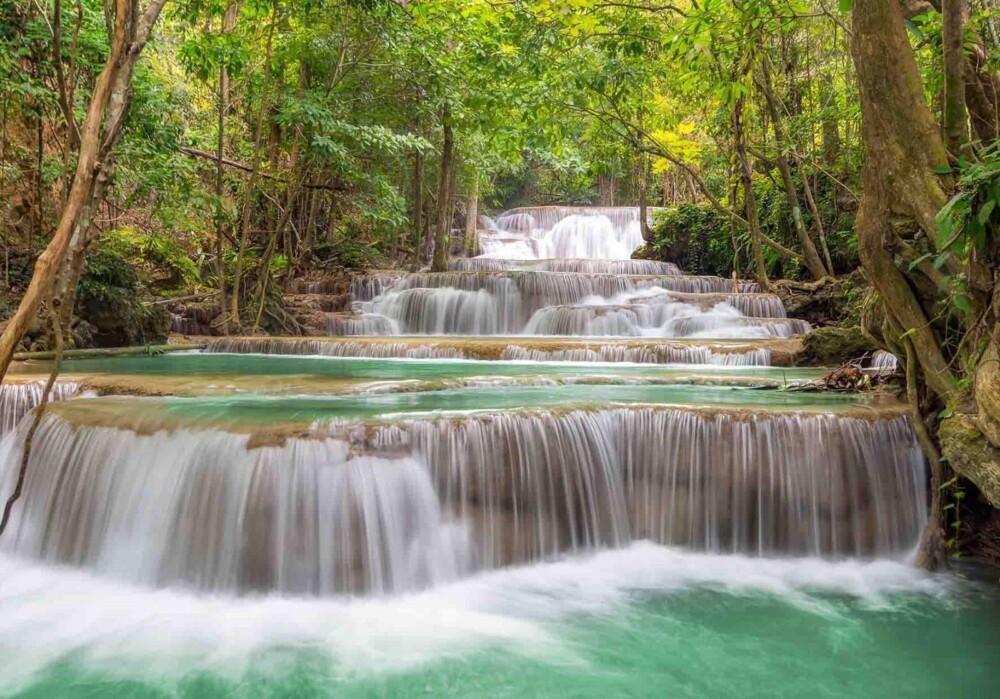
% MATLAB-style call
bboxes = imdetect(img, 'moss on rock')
[796,325,876,366]
[940,415,1000,508]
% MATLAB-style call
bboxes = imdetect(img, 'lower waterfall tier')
[202,335,802,364]
[0,406,926,596]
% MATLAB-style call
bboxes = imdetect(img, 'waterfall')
[206,337,471,359]
[349,272,786,337]
[324,313,398,336]
[871,350,899,374]
[0,381,80,436]
[350,272,406,302]
[0,407,926,595]
[369,287,522,335]
[498,345,773,365]
[448,258,683,275]
[479,207,654,260]
[205,337,781,365]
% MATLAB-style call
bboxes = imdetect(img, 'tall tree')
[851,0,998,568]
[0,0,168,383]
[430,104,453,273]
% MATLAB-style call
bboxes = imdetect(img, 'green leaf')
[838,0,852,12]
[977,198,995,225]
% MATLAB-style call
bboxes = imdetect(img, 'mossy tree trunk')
[851,0,999,568]
[430,104,453,273]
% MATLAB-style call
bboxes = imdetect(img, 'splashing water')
[479,206,651,260]
[0,405,926,596]
[1,542,996,698]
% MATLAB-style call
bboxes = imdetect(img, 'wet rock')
[778,270,868,327]
[940,415,1000,508]
[796,325,876,366]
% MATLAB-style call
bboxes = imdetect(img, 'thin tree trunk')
[759,59,830,279]
[796,154,835,273]
[0,0,168,385]
[430,105,453,273]
[942,0,968,156]
[464,175,478,256]
[231,2,275,327]
[638,152,650,242]
[410,150,424,266]
[907,338,947,571]
[732,97,770,288]
[0,298,64,537]
[213,1,237,333]
[33,114,43,249]
[0,93,8,288]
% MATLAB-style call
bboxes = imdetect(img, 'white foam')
[0,544,950,693]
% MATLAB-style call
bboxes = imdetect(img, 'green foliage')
[936,143,1000,263]
[78,235,167,347]
[100,227,201,291]
[648,205,734,277]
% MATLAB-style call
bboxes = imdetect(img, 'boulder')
[796,325,877,366]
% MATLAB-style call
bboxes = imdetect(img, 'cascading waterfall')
[480,206,654,260]
[206,337,471,359]
[204,337,781,365]
[0,381,80,436]
[497,345,773,365]
[266,206,797,349]
[449,258,683,275]
[0,407,926,595]
[324,313,398,336]
[871,349,900,374]
[352,272,792,337]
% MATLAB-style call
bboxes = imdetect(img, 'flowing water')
[297,206,794,343]
[1,205,997,697]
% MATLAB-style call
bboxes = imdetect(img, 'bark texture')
[430,105,453,273]
[0,0,168,384]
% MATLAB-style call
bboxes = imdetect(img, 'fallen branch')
[178,147,347,191]
[13,343,205,361]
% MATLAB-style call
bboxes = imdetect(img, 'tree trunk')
[638,153,650,242]
[430,105,453,273]
[942,0,968,156]
[732,97,770,288]
[212,0,238,333]
[852,0,957,400]
[410,150,425,266]
[821,112,840,168]
[851,0,973,569]
[231,2,274,327]
[759,60,830,279]
[796,154,835,273]
[0,0,167,385]
[464,175,478,256]
[963,37,1000,144]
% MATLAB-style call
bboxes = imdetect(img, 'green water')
[2,546,997,698]
[59,382,879,428]
[17,351,825,384]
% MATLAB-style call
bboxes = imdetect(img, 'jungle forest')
[0,1,998,696]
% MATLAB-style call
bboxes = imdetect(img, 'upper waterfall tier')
[479,206,654,260]
[350,272,797,338]
[0,402,925,596]
[448,257,682,275]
